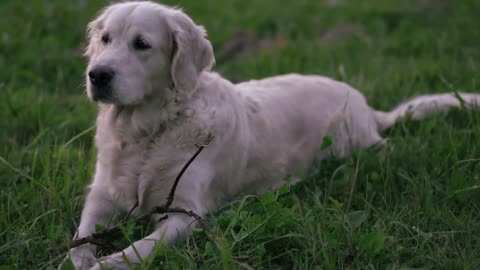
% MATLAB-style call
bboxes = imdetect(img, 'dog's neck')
[96,90,190,144]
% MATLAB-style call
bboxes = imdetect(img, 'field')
[1,0,480,269]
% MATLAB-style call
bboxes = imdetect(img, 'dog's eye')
[101,33,110,44]
[133,37,151,50]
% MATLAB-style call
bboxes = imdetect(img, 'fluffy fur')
[65,1,480,269]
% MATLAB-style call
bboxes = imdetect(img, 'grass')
[1,0,480,269]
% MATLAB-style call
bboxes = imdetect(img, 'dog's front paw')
[89,253,133,270]
[63,246,96,270]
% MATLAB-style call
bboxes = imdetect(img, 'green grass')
[1,0,480,269]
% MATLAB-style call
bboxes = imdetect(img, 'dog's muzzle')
[88,66,115,101]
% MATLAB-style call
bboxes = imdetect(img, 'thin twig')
[54,214,151,253]
[152,207,206,227]
[122,201,139,223]
[163,134,214,209]
[54,135,214,253]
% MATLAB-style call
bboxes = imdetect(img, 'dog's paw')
[65,246,96,270]
[89,253,133,270]
[57,254,75,270]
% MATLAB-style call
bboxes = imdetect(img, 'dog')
[65,1,480,269]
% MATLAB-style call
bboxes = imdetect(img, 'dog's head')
[85,1,215,105]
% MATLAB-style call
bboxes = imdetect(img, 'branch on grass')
[54,135,214,253]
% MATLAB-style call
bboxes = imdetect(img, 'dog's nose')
[88,67,114,87]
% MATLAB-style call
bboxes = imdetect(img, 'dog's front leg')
[90,162,212,269]
[90,213,200,270]
[67,185,116,270]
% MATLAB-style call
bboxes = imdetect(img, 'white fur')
[65,2,480,269]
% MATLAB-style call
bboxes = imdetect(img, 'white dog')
[66,1,480,269]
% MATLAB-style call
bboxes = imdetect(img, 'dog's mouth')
[90,86,114,103]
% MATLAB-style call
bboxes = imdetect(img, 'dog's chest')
[96,134,178,213]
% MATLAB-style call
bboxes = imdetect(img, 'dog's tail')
[374,92,480,131]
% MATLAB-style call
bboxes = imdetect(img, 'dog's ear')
[167,11,215,98]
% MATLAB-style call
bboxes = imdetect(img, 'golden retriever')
[66,1,480,269]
